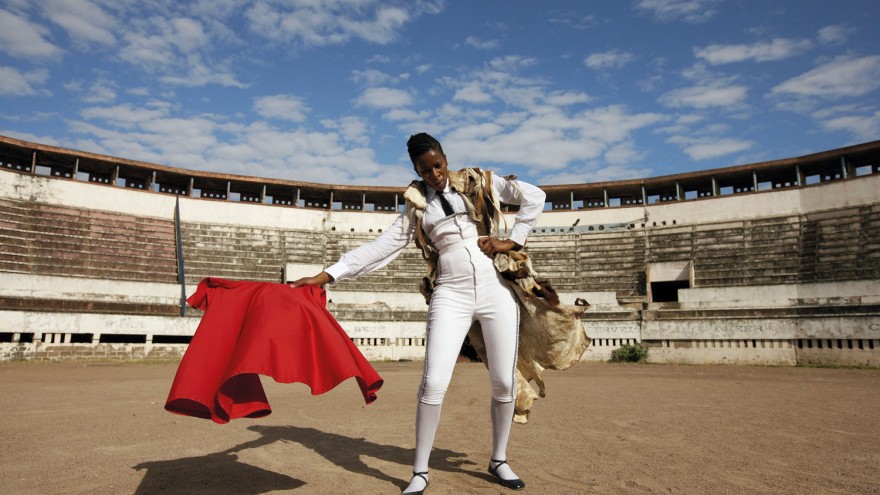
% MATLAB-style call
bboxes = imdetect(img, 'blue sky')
[1,0,878,186]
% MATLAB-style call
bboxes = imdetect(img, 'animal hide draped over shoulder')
[467,251,591,423]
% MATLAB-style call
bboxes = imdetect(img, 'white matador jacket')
[403,168,591,423]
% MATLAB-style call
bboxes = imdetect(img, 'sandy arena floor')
[1,360,878,494]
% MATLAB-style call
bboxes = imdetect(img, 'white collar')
[427,180,453,197]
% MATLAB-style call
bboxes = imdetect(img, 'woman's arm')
[478,174,546,257]
[291,213,414,287]
[290,271,334,288]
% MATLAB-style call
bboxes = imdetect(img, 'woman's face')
[413,149,449,191]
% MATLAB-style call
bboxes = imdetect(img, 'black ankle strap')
[412,471,428,482]
[491,459,508,466]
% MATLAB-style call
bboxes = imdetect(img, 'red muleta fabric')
[165,277,383,424]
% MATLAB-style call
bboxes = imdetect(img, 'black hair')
[407,133,444,165]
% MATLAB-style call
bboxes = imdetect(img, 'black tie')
[437,191,455,216]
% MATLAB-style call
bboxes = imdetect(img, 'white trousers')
[418,238,519,405]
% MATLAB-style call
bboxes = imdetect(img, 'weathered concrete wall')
[6,168,878,234]
[1,169,879,365]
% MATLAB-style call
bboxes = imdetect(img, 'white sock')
[402,402,442,494]
[490,399,519,481]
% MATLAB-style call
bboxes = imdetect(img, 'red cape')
[165,278,383,424]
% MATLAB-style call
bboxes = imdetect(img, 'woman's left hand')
[477,236,520,258]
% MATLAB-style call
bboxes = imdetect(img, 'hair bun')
[407,133,443,163]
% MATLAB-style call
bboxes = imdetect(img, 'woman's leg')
[476,282,521,481]
[403,287,473,494]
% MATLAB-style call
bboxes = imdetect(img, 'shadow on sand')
[133,424,476,494]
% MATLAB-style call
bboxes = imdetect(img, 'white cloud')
[654,113,706,134]
[351,68,395,86]
[0,9,63,59]
[772,55,880,99]
[604,141,645,165]
[453,82,493,104]
[0,66,50,96]
[159,57,247,88]
[489,55,538,72]
[82,79,117,103]
[544,91,590,106]
[44,0,116,46]
[253,94,310,122]
[126,87,150,97]
[321,116,370,145]
[383,108,430,121]
[819,111,880,141]
[80,103,170,127]
[538,163,654,185]
[694,38,812,65]
[660,83,748,108]
[435,105,664,173]
[355,87,414,109]
[817,24,853,45]
[465,36,499,50]
[635,0,720,23]
[387,55,666,175]
[245,1,422,47]
[548,13,598,30]
[69,101,413,185]
[667,136,754,160]
[119,16,246,88]
[584,50,635,69]
[438,56,546,110]
[0,130,60,145]
[120,29,171,69]
[168,17,209,53]
[810,104,861,120]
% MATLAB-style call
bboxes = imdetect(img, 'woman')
[293,133,545,494]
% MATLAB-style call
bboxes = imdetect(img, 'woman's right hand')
[290,271,333,288]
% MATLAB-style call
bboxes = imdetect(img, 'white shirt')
[324,173,546,282]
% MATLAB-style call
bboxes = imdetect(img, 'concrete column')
[711,176,718,196]
[73,158,79,180]
[795,165,804,186]
[329,191,334,209]
[570,191,574,210]
[111,165,119,185]
[841,156,849,178]
[394,193,399,211]
[640,184,647,204]
[225,181,231,200]
[675,181,681,200]
[752,170,758,191]
[295,188,301,207]
[362,192,366,211]
[30,151,36,173]
[64,333,72,344]
[261,185,266,203]
[603,188,609,207]
[150,171,156,191]
[187,177,194,196]
[92,334,100,344]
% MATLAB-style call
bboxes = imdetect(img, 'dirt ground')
[1,360,878,495]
